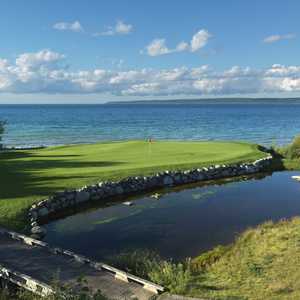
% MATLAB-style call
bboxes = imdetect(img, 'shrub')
[283,135,300,159]
[148,259,192,294]
[107,249,161,279]
[108,249,192,294]
[0,120,6,149]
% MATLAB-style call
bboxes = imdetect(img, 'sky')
[0,0,300,103]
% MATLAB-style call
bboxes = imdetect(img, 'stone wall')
[28,155,273,239]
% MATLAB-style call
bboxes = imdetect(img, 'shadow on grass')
[0,150,125,200]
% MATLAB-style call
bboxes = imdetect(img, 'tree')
[0,120,6,149]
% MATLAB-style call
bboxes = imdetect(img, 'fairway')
[0,140,265,230]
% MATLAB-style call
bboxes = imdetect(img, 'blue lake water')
[1,101,300,147]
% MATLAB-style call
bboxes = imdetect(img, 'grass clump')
[280,135,300,159]
[108,249,192,294]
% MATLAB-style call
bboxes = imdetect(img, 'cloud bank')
[1,50,300,97]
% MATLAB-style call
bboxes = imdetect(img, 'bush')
[148,259,192,294]
[0,120,6,149]
[107,249,161,279]
[283,135,300,159]
[108,249,192,294]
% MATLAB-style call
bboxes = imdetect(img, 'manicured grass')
[188,217,300,300]
[0,140,265,230]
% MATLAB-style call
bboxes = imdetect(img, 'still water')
[44,171,300,261]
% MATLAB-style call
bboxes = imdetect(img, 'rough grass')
[188,217,300,300]
[280,135,300,160]
[0,140,265,230]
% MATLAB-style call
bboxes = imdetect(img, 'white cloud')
[144,29,212,56]
[263,33,296,43]
[1,50,300,96]
[146,39,173,56]
[94,21,133,36]
[53,21,83,33]
[115,21,133,35]
[190,29,211,52]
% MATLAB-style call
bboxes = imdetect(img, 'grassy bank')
[187,217,300,300]
[113,218,300,300]
[0,140,265,230]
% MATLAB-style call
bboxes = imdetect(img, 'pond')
[44,171,300,261]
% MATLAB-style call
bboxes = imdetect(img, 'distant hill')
[106,98,300,105]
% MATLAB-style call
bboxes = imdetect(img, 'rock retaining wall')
[28,155,273,239]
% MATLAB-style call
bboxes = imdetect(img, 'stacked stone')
[28,155,273,239]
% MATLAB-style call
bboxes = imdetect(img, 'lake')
[44,171,300,261]
[1,101,300,147]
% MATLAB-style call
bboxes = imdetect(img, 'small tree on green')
[0,120,6,149]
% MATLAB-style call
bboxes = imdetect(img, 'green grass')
[0,140,265,230]
[188,217,300,300]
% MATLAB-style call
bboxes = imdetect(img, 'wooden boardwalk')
[0,228,163,299]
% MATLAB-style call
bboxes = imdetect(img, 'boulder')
[163,176,174,186]
[31,226,47,238]
[37,207,49,217]
[75,191,90,203]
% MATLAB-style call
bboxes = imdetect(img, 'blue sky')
[0,0,300,103]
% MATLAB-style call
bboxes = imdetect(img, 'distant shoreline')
[107,97,300,105]
[2,97,300,106]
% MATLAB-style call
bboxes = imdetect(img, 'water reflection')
[44,171,300,261]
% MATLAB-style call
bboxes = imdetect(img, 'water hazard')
[44,171,300,261]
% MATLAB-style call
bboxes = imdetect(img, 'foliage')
[148,259,192,294]
[0,120,6,149]
[107,249,161,279]
[109,249,192,294]
[281,135,300,159]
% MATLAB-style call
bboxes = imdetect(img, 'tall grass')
[280,135,300,159]
[108,249,192,294]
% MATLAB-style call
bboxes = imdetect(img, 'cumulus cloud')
[146,39,174,56]
[1,50,300,96]
[53,21,83,33]
[94,21,133,36]
[263,33,296,43]
[144,29,212,56]
[190,30,211,52]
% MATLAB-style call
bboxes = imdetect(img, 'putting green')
[0,140,265,230]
